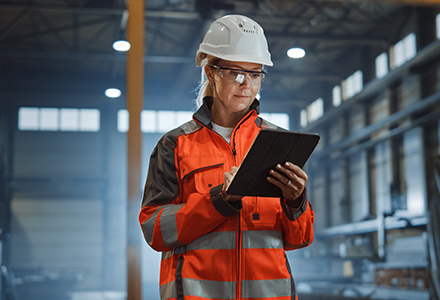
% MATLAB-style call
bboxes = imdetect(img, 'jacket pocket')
[179,156,225,195]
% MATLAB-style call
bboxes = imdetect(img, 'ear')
[204,65,215,85]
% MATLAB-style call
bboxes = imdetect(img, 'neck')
[211,106,249,128]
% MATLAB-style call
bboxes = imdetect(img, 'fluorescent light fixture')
[105,88,122,98]
[287,47,306,59]
[112,40,131,52]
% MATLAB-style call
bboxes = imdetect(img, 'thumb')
[230,166,239,176]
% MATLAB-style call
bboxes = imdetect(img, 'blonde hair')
[196,54,221,108]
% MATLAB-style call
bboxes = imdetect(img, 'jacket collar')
[193,96,261,128]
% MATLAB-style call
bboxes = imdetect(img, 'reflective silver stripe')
[160,204,185,248]
[142,208,161,244]
[161,231,234,261]
[160,280,176,299]
[187,231,236,251]
[242,230,283,249]
[184,278,235,299]
[161,250,173,261]
[242,279,291,298]
[160,279,235,300]
[161,246,187,261]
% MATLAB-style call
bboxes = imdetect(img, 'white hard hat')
[196,15,273,67]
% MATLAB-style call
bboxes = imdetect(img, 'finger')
[275,164,299,185]
[281,162,308,181]
[266,175,288,190]
[269,168,290,185]
[270,166,306,190]
[267,175,303,200]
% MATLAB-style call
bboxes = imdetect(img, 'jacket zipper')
[237,211,242,300]
[231,110,255,162]
[230,111,255,300]
[196,109,256,299]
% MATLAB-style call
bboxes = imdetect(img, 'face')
[206,61,263,117]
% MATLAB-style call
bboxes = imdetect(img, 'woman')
[139,15,314,300]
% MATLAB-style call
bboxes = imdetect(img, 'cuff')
[210,184,242,217]
[280,189,308,221]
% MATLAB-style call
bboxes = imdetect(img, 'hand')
[222,166,243,202]
[267,162,307,203]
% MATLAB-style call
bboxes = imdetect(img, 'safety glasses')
[210,65,266,86]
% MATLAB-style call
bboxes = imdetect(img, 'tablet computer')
[226,129,320,197]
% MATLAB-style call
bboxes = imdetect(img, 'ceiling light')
[105,88,122,98]
[112,40,130,52]
[287,47,306,59]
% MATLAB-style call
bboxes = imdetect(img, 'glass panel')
[141,110,156,133]
[118,109,129,132]
[403,33,417,61]
[18,107,39,130]
[176,111,193,126]
[40,108,58,131]
[157,111,175,133]
[333,85,341,107]
[60,108,79,131]
[79,109,100,132]
[376,52,388,79]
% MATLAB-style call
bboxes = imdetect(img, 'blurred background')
[1,0,440,299]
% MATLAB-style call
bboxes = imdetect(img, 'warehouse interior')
[1,0,440,299]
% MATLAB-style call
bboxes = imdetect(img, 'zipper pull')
[232,149,236,156]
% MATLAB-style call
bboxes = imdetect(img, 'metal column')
[126,0,144,299]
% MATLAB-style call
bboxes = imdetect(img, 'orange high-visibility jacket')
[139,98,315,300]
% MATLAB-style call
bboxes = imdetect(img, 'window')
[299,99,324,128]
[60,109,79,131]
[300,109,308,128]
[117,110,129,132]
[307,98,324,123]
[18,107,100,132]
[118,109,194,133]
[342,70,363,100]
[437,13,440,39]
[176,111,194,126]
[403,33,417,61]
[259,113,290,129]
[118,110,290,133]
[18,107,39,130]
[157,111,177,133]
[390,33,417,69]
[140,110,156,133]
[376,52,389,79]
[332,85,342,107]
[80,109,100,131]
[40,108,58,131]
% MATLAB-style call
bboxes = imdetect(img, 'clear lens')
[212,65,265,85]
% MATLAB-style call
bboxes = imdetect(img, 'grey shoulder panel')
[141,120,203,207]
[255,117,282,130]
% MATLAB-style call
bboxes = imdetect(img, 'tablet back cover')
[227,129,320,197]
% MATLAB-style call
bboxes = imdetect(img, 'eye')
[251,73,261,79]
[230,70,241,77]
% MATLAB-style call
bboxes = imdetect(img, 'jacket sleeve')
[139,134,241,252]
[279,189,315,251]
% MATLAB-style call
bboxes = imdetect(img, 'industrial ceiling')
[1,0,439,115]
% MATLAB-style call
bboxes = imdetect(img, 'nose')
[239,74,252,87]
